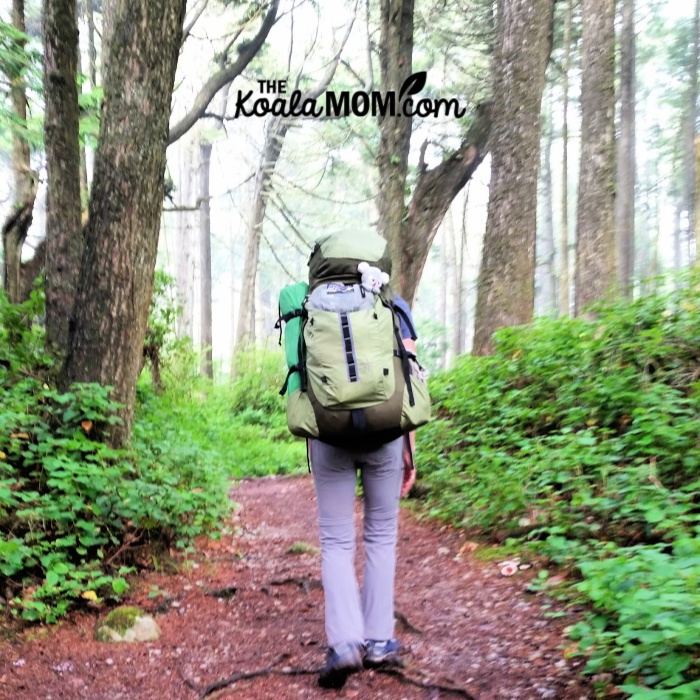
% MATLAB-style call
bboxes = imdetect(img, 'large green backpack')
[277,232,430,447]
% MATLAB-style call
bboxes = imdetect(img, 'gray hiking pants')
[309,437,403,649]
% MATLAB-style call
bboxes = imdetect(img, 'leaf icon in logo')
[399,71,427,101]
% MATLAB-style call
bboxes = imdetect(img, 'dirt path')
[0,475,594,700]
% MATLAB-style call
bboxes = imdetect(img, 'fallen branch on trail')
[263,576,322,594]
[182,653,320,699]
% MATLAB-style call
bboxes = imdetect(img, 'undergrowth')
[418,270,700,699]
[0,282,304,624]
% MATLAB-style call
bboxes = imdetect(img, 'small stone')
[12,659,25,667]
[438,547,450,555]
[105,659,114,666]
[95,607,161,643]
[286,633,294,641]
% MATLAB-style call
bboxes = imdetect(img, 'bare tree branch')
[181,0,210,47]
[168,0,281,145]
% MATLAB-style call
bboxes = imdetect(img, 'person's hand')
[401,463,416,497]
[400,436,415,497]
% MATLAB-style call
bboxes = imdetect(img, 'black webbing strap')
[387,299,415,407]
[275,308,303,345]
[393,304,418,341]
[279,364,300,396]
[339,312,358,383]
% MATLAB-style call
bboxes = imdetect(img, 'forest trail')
[1,475,595,700]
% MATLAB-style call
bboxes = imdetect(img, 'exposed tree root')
[376,666,479,699]
[182,654,320,699]
[183,653,478,700]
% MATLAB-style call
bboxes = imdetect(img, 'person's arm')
[401,337,417,497]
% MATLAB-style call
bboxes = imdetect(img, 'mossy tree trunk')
[62,0,187,447]
[472,0,554,355]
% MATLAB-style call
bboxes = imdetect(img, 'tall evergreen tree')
[62,0,187,446]
[43,0,82,352]
[575,0,616,314]
[472,0,554,355]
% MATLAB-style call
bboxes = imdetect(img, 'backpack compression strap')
[387,299,416,408]
[275,308,303,346]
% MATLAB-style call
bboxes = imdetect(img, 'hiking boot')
[318,642,363,689]
[363,638,403,668]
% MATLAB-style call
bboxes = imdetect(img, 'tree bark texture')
[472,0,554,356]
[399,104,492,305]
[175,146,195,340]
[558,0,572,316]
[199,141,213,378]
[574,0,616,315]
[696,136,700,261]
[100,0,117,79]
[43,0,82,352]
[377,0,414,292]
[537,90,556,316]
[682,0,700,264]
[63,0,187,447]
[616,0,636,296]
[2,0,38,304]
[85,0,97,87]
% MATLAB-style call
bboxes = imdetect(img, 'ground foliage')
[0,286,304,624]
[418,270,700,698]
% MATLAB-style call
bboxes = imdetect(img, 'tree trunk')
[616,0,636,296]
[377,0,414,293]
[682,0,700,264]
[19,239,46,301]
[175,147,195,340]
[63,0,187,447]
[674,201,683,272]
[454,188,469,357]
[537,87,556,315]
[43,0,82,353]
[399,105,492,304]
[439,222,449,369]
[101,0,117,79]
[234,117,289,356]
[472,0,554,355]
[448,203,464,359]
[574,0,616,315]
[696,135,700,261]
[558,0,572,316]
[85,0,97,87]
[199,141,213,379]
[2,0,38,304]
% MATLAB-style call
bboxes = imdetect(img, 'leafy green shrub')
[569,536,700,697]
[0,291,230,622]
[418,270,700,696]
